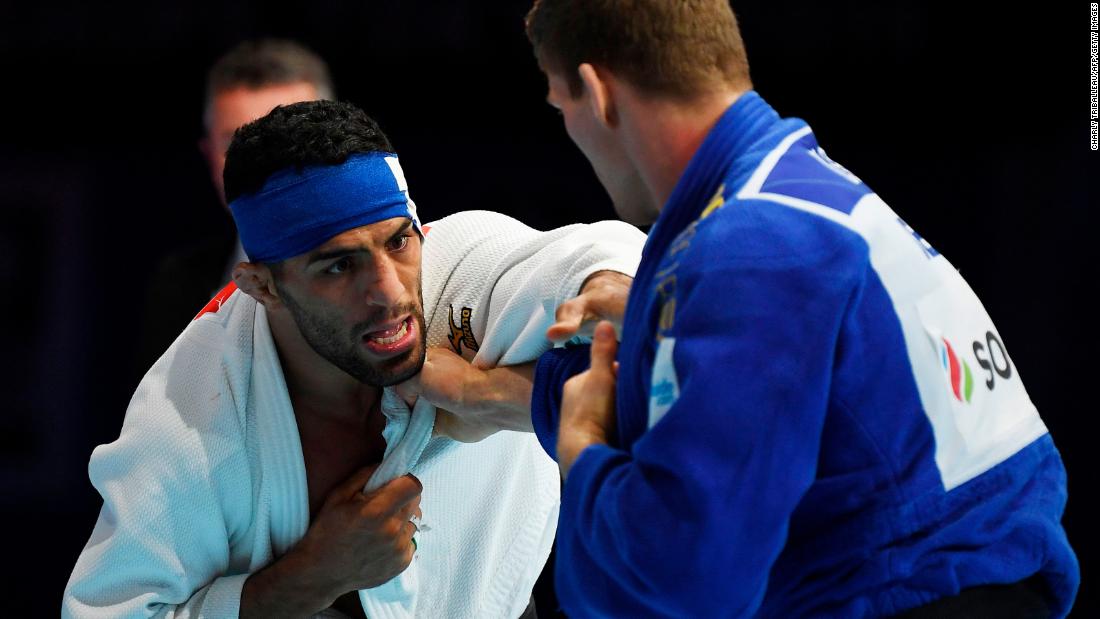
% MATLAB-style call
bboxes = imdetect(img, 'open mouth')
[361,316,416,356]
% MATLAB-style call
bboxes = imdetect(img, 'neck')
[623,88,746,211]
[267,305,379,419]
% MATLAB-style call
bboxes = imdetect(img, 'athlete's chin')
[611,200,658,226]
[606,180,658,226]
[366,343,426,387]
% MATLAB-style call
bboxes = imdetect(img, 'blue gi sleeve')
[531,344,592,460]
[554,235,866,617]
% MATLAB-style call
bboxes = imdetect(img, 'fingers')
[547,320,595,344]
[547,282,628,343]
[330,463,383,502]
[365,473,423,517]
[369,479,421,552]
[392,378,420,404]
[401,520,418,562]
[395,497,423,524]
[588,321,619,375]
[402,519,418,542]
[398,508,422,564]
[547,297,586,342]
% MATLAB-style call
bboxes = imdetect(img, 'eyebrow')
[391,219,414,237]
[307,247,362,266]
[305,220,415,265]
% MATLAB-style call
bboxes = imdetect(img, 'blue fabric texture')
[228,152,422,263]
[532,345,593,460]
[533,91,1079,618]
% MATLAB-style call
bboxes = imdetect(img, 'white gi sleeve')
[63,345,253,619]
[419,210,646,366]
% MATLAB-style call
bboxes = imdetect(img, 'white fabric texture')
[358,212,644,618]
[63,210,645,619]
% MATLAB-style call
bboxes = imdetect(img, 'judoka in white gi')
[63,100,645,618]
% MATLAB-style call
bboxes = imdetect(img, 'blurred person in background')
[137,39,333,371]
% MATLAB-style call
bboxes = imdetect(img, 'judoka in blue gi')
[403,1,1081,617]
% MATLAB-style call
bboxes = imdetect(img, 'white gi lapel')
[359,392,436,619]
[250,302,310,558]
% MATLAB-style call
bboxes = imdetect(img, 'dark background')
[0,0,1093,615]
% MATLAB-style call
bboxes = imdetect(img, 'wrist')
[240,546,337,618]
[465,366,536,432]
[557,427,606,480]
[578,269,628,294]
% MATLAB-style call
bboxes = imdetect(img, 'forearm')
[465,267,630,430]
[460,363,536,432]
[239,550,334,619]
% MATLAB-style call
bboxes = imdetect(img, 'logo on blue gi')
[648,338,680,428]
[651,379,677,407]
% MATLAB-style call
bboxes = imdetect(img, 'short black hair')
[223,100,395,203]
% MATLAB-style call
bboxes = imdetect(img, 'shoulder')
[674,192,869,277]
[738,127,875,218]
[423,210,540,244]
[677,125,884,271]
[127,288,256,453]
[419,211,536,270]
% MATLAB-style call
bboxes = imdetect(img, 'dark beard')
[279,283,427,387]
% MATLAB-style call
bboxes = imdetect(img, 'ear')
[578,63,617,128]
[232,262,282,308]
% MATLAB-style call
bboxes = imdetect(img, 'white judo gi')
[63,210,645,619]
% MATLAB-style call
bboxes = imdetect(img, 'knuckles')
[390,519,410,539]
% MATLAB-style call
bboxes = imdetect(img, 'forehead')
[208,82,320,133]
[314,217,412,252]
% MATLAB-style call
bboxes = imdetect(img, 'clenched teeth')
[368,319,408,344]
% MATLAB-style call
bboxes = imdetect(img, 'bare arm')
[394,353,536,443]
[396,270,632,442]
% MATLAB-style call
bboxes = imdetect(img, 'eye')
[325,256,353,275]
[386,234,411,252]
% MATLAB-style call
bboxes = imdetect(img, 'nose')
[362,255,407,308]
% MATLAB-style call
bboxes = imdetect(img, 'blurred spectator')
[136,39,333,371]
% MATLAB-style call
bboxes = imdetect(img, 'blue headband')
[228,152,422,263]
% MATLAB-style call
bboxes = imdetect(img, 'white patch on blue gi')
[648,337,680,429]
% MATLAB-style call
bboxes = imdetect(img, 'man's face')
[203,82,321,204]
[274,217,427,387]
[545,68,656,225]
